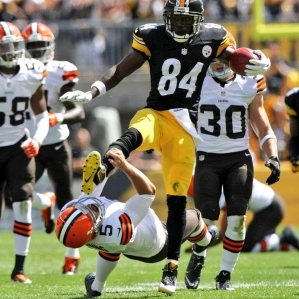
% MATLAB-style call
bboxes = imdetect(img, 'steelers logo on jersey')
[202,45,212,58]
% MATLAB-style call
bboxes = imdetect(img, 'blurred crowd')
[1,0,299,23]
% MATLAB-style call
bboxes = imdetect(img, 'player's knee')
[201,201,220,221]
[227,198,248,216]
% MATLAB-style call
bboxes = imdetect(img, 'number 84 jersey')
[196,74,267,153]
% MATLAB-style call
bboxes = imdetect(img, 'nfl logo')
[221,91,226,97]
[198,155,205,161]
[181,48,187,55]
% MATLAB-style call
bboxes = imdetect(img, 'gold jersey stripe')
[132,33,151,57]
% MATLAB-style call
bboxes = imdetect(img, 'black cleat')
[158,262,178,295]
[280,226,299,250]
[85,272,102,298]
[215,270,234,290]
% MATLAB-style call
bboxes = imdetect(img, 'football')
[229,47,259,76]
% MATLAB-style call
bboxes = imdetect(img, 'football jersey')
[64,195,166,258]
[197,74,267,153]
[219,178,275,213]
[132,23,230,123]
[285,87,299,117]
[42,60,79,145]
[0,58,46,147]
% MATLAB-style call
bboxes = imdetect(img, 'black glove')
[265,156,280,185]
[290,156,299,173]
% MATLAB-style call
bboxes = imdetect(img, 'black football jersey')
[285,88,299,118]
[132,22,229,123]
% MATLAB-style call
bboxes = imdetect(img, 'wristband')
[259,134,277,149]
[91,81,106,96]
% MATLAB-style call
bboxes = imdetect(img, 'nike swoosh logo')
[54,143,63,151]
[245,152,251,156]
[85,174,93,183]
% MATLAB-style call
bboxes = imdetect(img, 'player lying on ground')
[55,149,218,297]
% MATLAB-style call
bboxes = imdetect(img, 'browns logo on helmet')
[0,21,24,68]
[163,0,204,43]
[22,22,55,63]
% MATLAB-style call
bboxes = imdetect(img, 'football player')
[185,31,279,290]
[285,88,299,173]
[0,22,49,283]
[59,0,271,294]
[187,177,298,252]
[22,22,85,274]
[55,148,218,298]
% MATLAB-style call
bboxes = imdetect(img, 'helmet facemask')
[0,37,24,68]
[56,197,105,248]
[208,59,232,79]
[163,0,204,43]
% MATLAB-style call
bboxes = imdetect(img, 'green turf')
[1,230,299,298]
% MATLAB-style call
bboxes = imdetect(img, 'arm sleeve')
[32,110,49,144]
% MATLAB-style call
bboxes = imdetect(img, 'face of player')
[0,40,23,69]
[26,41,47,59]
[209,58,233,80]
[169,14,194,37]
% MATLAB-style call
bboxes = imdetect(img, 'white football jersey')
[28,60,79,145]
[219,178,275,212]
[197,74,267,153]
[64,195,166,258]
[0,58,46,147]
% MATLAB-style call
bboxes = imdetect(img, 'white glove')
[59,90,93,104]
[245,50,271,76]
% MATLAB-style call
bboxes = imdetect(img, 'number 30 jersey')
[197,74,267,153]
[132,23,230,123]
[0,58,46,146]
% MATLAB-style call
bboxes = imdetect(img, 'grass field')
[1,229,299,299]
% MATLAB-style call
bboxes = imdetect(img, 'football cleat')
[184,225,219,289]
[215,270,234,290]
[11,273,32,284]
[280,226,299,250]
[85,272,102,298]
[185,254,204,289]
[40,192,56,234]
[158,262,178,295]
[62,257,80,275]
[81,151,106,195]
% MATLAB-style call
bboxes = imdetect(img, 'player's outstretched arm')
[106,148,156,196]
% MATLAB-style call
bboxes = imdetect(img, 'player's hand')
[290,157,299,173]
[245,50,271,76]
[60,90,92,104]
[265,156,280,185]
[21,138,40,158]
[48,112,64,127]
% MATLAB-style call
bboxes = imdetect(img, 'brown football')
[229,47,259,76]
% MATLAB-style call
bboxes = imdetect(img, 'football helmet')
[208,30,236,79]
[55,197,104,248]
[0,22,24,68]
[163,0,204,43]
[22,22,55,63]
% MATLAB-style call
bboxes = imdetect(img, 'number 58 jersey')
[0,58,46,146]
[197,74,267,153]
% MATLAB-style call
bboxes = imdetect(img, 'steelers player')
[60,0,271,294]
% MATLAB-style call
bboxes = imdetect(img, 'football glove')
[245,50,271,76]
[60,90,92,104]
[290,157,299,173]
[48,112,64,127]
[265,156,280,185]
[21,138,40,158]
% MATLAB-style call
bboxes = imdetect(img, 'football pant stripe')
[119,213,133,245]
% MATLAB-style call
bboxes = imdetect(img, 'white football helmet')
[55,197,105,248]
[22,22,55,63]
[208,30,237,79]
[0,22,24,68]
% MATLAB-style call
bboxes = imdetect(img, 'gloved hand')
[245,50,271,76]
[21,138,40,158]
[48,112,64,127]
[60,90,92,104]
[265,156,280,185]
[290,157,299,173]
